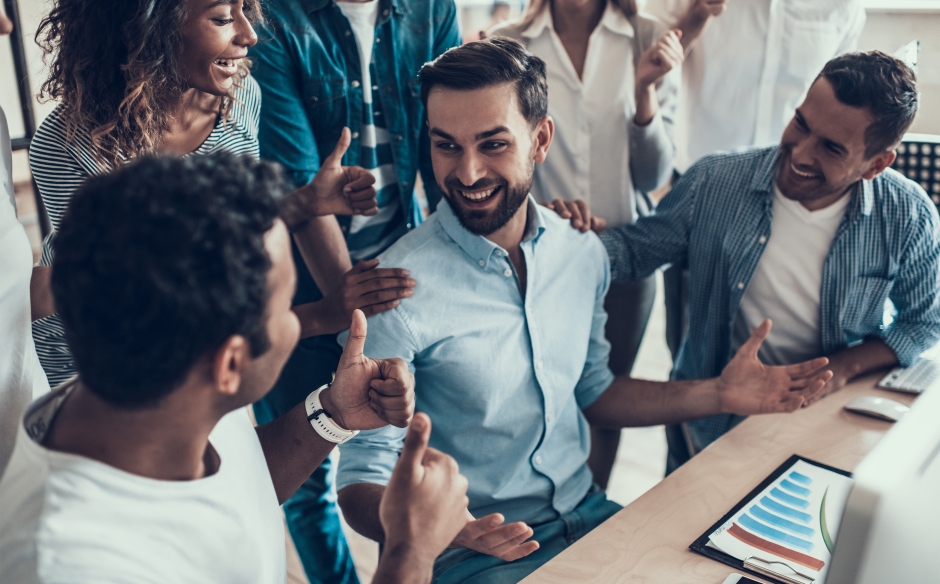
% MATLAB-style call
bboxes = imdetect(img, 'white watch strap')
[305,384,359,444]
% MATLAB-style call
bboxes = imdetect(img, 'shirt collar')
[437,196,546,267]
[755,145,874,218]
[521,4,634,39]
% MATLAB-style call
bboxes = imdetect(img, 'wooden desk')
[523,373,917,584]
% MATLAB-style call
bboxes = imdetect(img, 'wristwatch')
[304,383,359,444]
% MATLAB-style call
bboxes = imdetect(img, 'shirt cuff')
[575,367,616,410]
[335,429,403,492]
[880,325,929,367]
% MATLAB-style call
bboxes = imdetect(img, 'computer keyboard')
[878,358,940,394]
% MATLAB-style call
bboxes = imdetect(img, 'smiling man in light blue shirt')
[335,38,834,584]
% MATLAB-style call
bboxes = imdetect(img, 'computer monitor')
[826,385,940,583]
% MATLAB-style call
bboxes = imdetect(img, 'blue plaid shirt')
[602,146,940,448]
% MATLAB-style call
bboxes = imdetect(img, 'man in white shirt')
[0,152,470,584]
[645,0,866,171]
[0,3,50,478]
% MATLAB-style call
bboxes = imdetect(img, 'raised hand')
[635,29,684,92]
[541,198,606,234]
[449,511,540,562]
[379,414,470,572]
[717,319,833,415]
[279,126,378,227]
[677,0,727,50]
[324,309,415,431]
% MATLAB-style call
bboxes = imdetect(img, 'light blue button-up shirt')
[602,145,940,449]
[337,197,614,525]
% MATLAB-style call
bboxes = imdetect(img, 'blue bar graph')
[770,487,810,509]
[780,479,812,498]
[760,496,812,523]
[788,471,813,486]
[739,513,815,552]
[750,505,815,537]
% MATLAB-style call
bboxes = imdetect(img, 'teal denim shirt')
[250,0,460,233]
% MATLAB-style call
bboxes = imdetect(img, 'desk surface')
[522,373,917,584]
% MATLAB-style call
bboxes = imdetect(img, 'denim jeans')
[431,486,622,584]
[254,281,358,584]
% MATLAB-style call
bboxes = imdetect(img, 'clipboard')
[690,455,852,584]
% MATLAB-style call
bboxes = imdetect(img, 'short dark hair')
[52,153,287,408]
[418,37,548,127]
[819,51,919,158]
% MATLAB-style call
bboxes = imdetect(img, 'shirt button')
[351,131,359,139]
[758,236,767,244]
[372,85,379,91]
[351,80,360,88]
[547,412,554,423]
[479,260,485,267]
[406,222,412,228]
[395,135,404,142]
[536,360,544,370]
[375,37,381,43]
[737,282,745,290]
[382,8,389,15]
[345,30,352,36]
[504,268,513,277]
[534,455,543,465]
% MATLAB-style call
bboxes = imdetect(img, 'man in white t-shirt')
[0,152,470,584]
[0,4,50,479]
[601,51,940,468]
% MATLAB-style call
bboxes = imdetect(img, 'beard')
[776,145,855,203]
[444,172,532,236]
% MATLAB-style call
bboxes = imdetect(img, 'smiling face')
[427,82,553,236]
[179,0,258,97]
[777,77,895,210]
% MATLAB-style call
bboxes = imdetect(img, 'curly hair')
[52,152,288,408]
[36,0,260,167]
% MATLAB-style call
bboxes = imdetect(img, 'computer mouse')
[844,396,910,422]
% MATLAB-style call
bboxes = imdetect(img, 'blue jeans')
[431,487,622,584]
[255,255,359,584]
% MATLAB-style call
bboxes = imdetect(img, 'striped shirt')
[29,76,261,386]
[602,145,940,449]
[338,0,406,261]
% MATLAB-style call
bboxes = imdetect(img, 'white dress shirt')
[493,6,680,228]
[645,0,865,171]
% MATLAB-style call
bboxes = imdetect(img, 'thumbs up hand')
[306,127,379,217]
[321,309,415,431]
[380,414,470,570]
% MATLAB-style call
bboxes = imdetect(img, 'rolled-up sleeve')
[881,199,940,365]
[629,23,680,194]
[336,307,420,491]
[575,241,615,409]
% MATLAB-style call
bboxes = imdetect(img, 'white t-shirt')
[733,185,851,365]
[0,104,50,478]
[0,381,286,584]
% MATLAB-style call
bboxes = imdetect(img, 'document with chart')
[691,456,854,584]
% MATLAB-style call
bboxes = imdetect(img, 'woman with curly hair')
[29,0,376,386]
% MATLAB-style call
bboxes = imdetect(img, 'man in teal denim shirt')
[249,0,459,581]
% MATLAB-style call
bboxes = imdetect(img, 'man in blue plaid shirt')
[600,51,940,468]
